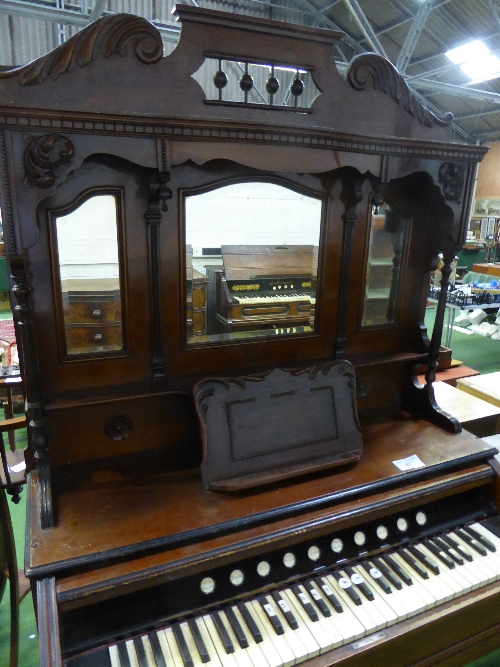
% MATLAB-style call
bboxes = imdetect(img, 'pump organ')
[1,6,500,667]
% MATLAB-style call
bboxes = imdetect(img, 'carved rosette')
[347,54,453,128]
[24,134,75,188]
[0,14,163,86]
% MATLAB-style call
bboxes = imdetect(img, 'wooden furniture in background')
[0,377,23,452]
[457,372,500,409]
[471,263,500,276]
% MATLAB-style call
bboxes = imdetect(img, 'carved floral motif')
[0,14,162,86]
[347,54,453,128]
[24,134,75,188]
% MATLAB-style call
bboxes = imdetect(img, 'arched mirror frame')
[179,174,326,348]
[47,185,129,362]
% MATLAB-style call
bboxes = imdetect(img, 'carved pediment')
[0,13,162,86]
[347,53,453,129]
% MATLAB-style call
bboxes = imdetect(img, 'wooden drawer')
[65,323,123,353]
[66,300,121,324]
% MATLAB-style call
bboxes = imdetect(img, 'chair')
[0,415,29,667]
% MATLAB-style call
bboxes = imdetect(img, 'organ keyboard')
[66,496,500,667]
[1,4,498,667]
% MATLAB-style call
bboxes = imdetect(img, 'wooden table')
[432,381,500,438]
[471,262,500,276]
[457,372,500,409]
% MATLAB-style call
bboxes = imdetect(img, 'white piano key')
[261,595,311,663]
[449,532,500,584]
[310,578,365,643]
[269,593,320,659]
[217,611,257,667]
[388,554,437,610]
[279,588,334,655]
[356,563,409,620]
[337,570,388,632]
[157,630,177,667]
[229,605,274,667]
[249,600,295,667]
[179,621,212,667]
[201,616,239,667]
[109,645,121,667]
[165,628,190,667]
[126,639,141,667]
[141,636,161,667]
[323,574,378,633]
[416,545,468,597]
[188,618,221,667]
[286,585,342,651]
[399,549,455,603]
[349,566,398,627]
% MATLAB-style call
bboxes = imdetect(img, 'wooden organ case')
[1,6,499,667]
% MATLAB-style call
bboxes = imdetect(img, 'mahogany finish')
[0,5,498,666]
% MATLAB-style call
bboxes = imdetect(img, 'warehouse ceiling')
[2,0,500,144]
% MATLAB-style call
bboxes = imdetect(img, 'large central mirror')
[184,181,323,344]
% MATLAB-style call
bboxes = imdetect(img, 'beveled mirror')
[184,181,323,344]
[51,191,124,357]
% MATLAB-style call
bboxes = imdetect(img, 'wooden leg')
[0,488,20,667]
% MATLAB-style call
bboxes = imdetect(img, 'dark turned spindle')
[425,255,453,386]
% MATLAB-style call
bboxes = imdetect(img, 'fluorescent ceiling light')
[461,54,500,83]
[446,39,489,64]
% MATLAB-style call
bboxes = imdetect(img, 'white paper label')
[310,588,321,600]
[351,573,364,585]
[392,454,425,471]
[278,599,290,613]
[322,584,333,596]
[264,603,276,617]
[298,592,309,605]
[369,568,382,579]
[338,577,351,589]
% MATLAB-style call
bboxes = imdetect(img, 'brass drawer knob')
[93,333,104,342]
[91,309,103,319]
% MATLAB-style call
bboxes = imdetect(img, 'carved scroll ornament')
[347,54,453,128]
[24,134,75,189]
[0,14,162,86]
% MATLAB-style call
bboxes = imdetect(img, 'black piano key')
[441,534,473,562]
[373,558,402,590]
[363,562,392,594]
[314,577,343,613]
[188,618,212,662]
[425,540,456,569]
[134,637,150,667]
[271,591,299,629]
[67,648,112,667]
[382,554,412,586]
[433,537,464,565]
[258,595,284,635]
[463,525,496,552]
[397,549,429,579]
[332,571,362,606]
[345,566,374,601]
[291,585,319,621]
[148,632,167,667]
[211,612,235,654]
[237,602,263,644]
[173,623,195,667]
[303,581,331,617]
[117,641,132,667]
[224,607,249,649]
[407,545,440,575]
[455,529,488,556]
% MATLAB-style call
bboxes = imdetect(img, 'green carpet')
[1,306,500,666]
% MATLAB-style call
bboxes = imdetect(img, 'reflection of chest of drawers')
[187,270,209,337]
[63,291,122,353]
